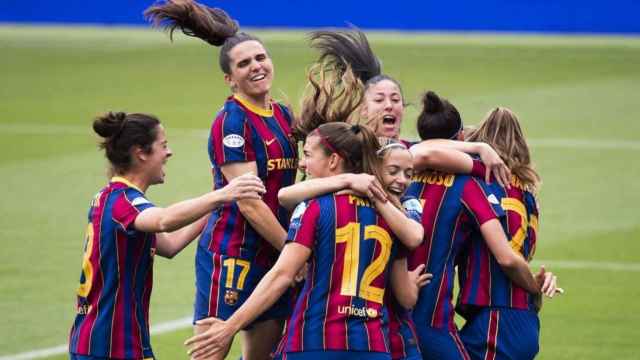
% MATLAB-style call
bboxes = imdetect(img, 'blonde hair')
[467,107,541,193]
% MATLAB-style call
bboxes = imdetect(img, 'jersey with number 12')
[278,194,399,354]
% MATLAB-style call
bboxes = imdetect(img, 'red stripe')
[76,190,109,354]
[208,255,223,317]
[324,196,351,350]
[110,229,127,358]
[451,330,471,360]
[484,310,499,360]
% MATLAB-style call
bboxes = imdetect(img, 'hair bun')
[93,111,127,138]
[423,91,444,114]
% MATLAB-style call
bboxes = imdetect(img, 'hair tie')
[312,128,342,157]
[351,124,361,134]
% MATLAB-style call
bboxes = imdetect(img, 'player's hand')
[478,143,511,188]
[534,265,563,298]
[185,317,236,360]
[409,264,432,289]
[346,173,388,203]
[218,173,266,202]
[293,263,308,285]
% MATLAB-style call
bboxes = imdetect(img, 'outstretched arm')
[221,162,288,251]
[278,173,386,210]
[154,215,208,259]
[480,219,541,295]
[373,199,423,250]
[411,139,510,187]
[134,173,264,234]
[185,242,311,359]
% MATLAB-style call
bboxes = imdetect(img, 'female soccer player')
[304,29,511,187]
[146,1,298,358]
[68,111,265,360]
[406,93,555,360]
[184,57,428,359]
[456,107,560,360]
[187,122,427,360]
[277,138,427,360]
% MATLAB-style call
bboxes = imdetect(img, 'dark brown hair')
[93,112,161,174]
[466,107,541,192]
[145,0,264,74]
[308,29,404,99]
[416,90,462,140]
[311,123,382,182]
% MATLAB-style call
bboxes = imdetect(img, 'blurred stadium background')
[1,1,639,359]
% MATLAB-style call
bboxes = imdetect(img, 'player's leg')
[415,325,470,360]
[241,318,285,360]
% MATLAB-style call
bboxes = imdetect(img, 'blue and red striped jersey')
[386,195,422,360]
[279,194,399,354]
[200,95,297,267]
[456,177,539,315]
[69,177,156,359]
[406,172,500,331]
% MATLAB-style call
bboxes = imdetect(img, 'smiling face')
[380,147,413,199]
[144,125,172,185]
[362,79,404,139]
[224,40,274,105]
[298,134,339,179]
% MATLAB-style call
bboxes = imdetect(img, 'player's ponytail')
[467,107,541,192]
[93,112,161,174]
[309,28,382,85]
[416,90,463,141]
[295,60,364,140]
[145,0,263,74]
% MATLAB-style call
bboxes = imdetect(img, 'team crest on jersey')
[223,134,245,148]
[224,289,239,306]
[487,194,500,205]
[402,198,423,212]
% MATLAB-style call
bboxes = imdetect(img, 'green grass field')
[1,25,639,359]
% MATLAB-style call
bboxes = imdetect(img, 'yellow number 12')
[335,222,392,304]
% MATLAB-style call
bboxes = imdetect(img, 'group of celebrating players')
[68,1,562,359]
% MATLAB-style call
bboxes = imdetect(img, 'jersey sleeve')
[401,195,423,223]
[470,158,487,179]
[209,106,256,166]
[460,178,500,227]
[112,191,156,230]
[286,200,320,249]
[525,192,540,259]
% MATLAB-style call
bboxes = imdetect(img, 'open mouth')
[382,115,396,125]
[251,74,266,82]
[387,186,405,196]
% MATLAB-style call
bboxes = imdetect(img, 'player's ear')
[327,153,342,172]
[224,73,236,91]
[132,146,147,163]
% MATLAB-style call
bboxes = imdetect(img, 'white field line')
[0,316,192,360]
[4,258,640,359]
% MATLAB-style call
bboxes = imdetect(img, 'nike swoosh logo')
[266,139,276,146]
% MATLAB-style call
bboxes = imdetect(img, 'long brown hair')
[145,0,264,74]
[467,107,541,192]
[294,56,365,140]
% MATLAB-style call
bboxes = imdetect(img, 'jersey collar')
[233,94,273,117]
[111,176,144,193]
